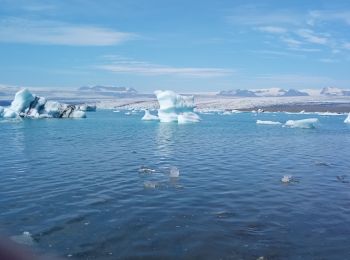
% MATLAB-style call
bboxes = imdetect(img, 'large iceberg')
[344,113,350,123]
[154,90,200,123]
[283,118,319,129]
[0,89,86,119]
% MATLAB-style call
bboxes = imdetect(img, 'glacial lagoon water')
[0,111,350,259]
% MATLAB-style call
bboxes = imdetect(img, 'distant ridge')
[320,87,350,96]
[218,88,309,97]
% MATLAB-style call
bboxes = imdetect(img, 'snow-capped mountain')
[320,87,350,96]
[218,88,309,97]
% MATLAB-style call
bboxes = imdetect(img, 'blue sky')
[1,0,350,92]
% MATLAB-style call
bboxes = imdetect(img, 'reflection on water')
[155,122,177,159]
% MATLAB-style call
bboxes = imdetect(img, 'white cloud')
[0,18,135,46]
[98,57,233,77]
[281,37,303,48]
[226,8,302,26]
[296,29,328,45]
[256,26,287,34]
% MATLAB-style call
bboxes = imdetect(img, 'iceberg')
[142,109,159,121]
[256,120,281,125]
[283,118,319,129]
[154,90,200,124]
[344,113,350,123]
[0,89,86,119]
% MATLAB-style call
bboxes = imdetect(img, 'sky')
[1,0,350,92]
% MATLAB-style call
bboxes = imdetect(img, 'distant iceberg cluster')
[141,90,200,124]
[0,89,86,119]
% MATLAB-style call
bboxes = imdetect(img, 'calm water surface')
[0,111,350,259]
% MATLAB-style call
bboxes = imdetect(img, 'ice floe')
[0,89,86,119]
[154,90,200,124]
[344,113,350,123]
[142,109,159,121]
[256,120,282,125]
[283,118,319,129]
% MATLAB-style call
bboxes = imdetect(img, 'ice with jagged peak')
[284,118,319,129]
[154,90,200,123]
[256,120,281,125]
[142,109,159,121]
[344,113,350,123]
[0,88,86,119]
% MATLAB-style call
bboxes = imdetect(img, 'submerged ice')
[154,90,200,123]
[0,89,86,119]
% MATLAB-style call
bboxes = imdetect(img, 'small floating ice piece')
[169,166,180,178]
[281,175,292,183]
[344,113,350,123]
[144,181,157,189]
[256,120,281,125]
[138,166,156,174]
[142,109,159,121]
[284,118,319,129]
[11,231,34,246]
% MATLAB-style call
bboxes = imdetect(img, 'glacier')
[283,118,319,129]
[154,90,200,124]
[0,89,86,119]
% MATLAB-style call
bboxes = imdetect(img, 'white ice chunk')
[2,89,86,119]
[154,90,200,123]
[4,89,35,118]
[142,109,159,121]
[344,113,350,123]
[256,120,281,125]
[281,175,292,183]
[284,118,319,129]
[178,112,201,124]
[70,110,86,118]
